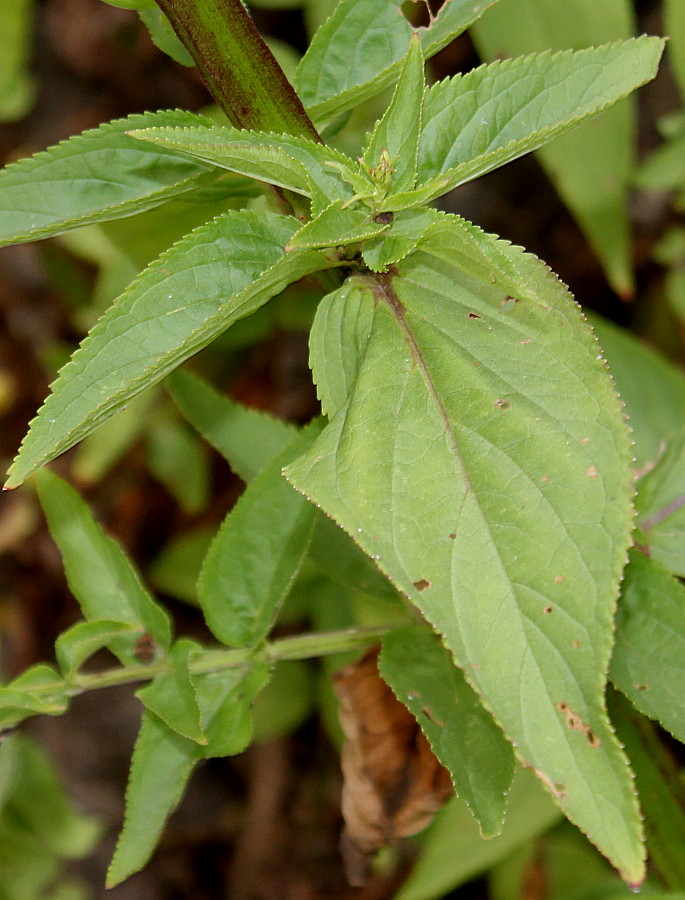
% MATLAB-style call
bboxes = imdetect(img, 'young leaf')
[286,215,641,880]
[6,211,337,488]
[136,640,205,745]
[138,8,194,66]
[0,110,221,247]
[416,39,664,202]
[106,711,199,888]
[286,200,388,251]
[379,626,515,839]
[397,768,560,900]
[635,426,685,577]
[166,369,298,482]
[55,620,138,678]
[589,315,685,470]
[36,470,171,663]
[362,208,441,273]
[295,0,498,121]
[198,430,318,648]
[127,125,356,213]
[362,35,424,194]
[108,659,270,887]
[471,0,643,298]
[610,552,685,746]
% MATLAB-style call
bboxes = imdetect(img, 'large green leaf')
[610,552,685,746]
[397,768,560,900]
[286,214,641,879]
[127,125,356,213]
[380,625,514,838]
[6,211,335,488]
[295,0,498,122]
[198,433,318,648]
[635,426,685,577]
[416,39,663,206]
[35,470,171,663]
[589,315,685,470]
[0,110,222,247]
[471,0,640,298]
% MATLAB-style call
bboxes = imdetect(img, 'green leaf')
[286,200,389,251]
[55,620,138,677]
[0,110,221,247]
[166,369,298,483]
[199,431,318,648]
[471,2,646,298]
[635,426,685,577]
[286,215,641,880]
[107,659,270,887]
[146,417,210,514]
[610,689,685,891]
[380,625,514,838]
[610,552,685,746]
[36,470,171,662]
[127,125,355,213]
[397,768,561,900]
[148,526,214,606]
[416,39,664,206]
[0,0,35,122]
[362,35,424,193]
[6,210,336,488]
[136,640,205,744]
[106,711,198,888]
[138,9,194,66]
[635,126,685,192]
[589,315,685,470]
[194,661,271,757]
[296,0,498,121]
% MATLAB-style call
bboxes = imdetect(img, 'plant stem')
[59,627,389,698]
[155,0,320,141]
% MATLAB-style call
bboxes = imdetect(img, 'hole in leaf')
[400,0,432,28]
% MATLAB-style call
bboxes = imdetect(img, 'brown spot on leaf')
[543,606,553,614]
[554,575,564,584]
[556,701,601,747]
[585,466,599,478]
[449,533,457,540]
[572,640,580,649]
[494,399,510,409]
[468,312,481,319]
[374,211,395,225]
[421,707,445,727]
[413,579,431,591]
[133,632,156,663]
[334,648,453,885]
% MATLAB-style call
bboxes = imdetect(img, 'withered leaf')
[334,646,453,886]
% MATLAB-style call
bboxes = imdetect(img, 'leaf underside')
[286,214,640,880]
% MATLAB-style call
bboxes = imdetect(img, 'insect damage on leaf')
[334,646,453,886]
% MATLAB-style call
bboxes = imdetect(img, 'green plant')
[2,0,684,894]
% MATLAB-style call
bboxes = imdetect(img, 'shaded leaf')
[0,0,35,122]
[146,417,210,514]
[286,200,388,251]
[251,660,315,743]
[380,625,514,838]
[0,110,220,247]
[199,429,318,648]
[36,470,171,663]
[6,211,335,488]
[396,768,561,900]
[287,214,641,880]
[610,551,685,745]
[167,369,298,483]
[296,0,497,121]
[334,646,453,885]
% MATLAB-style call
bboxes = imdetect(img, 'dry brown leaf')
[334,646,453,886]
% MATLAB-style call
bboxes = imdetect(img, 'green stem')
[59,627,389,698]
[154,0,320,141]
